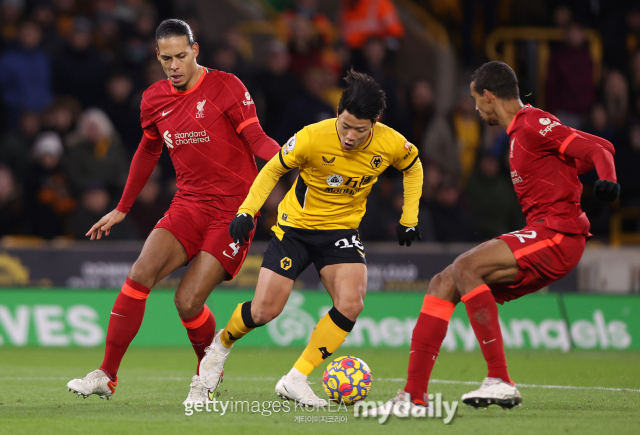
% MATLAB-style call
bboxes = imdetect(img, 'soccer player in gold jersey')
[199,70,424,406]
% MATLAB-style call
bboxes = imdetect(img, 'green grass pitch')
[1,347,639,435]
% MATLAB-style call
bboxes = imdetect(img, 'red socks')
[404,294,455,403]
[404,284,513,402]
[100,278,150,380]
[100,278,217,379]
[461,284,512,384]
[180,305,216,374]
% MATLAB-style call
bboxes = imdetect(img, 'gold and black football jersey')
[237,118,423,234]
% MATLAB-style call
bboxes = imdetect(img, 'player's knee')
[427,268,456,300]
[173,293,202,319]
[128,261,158,289]
[250,303,281,326]
[451,253,477,285]
[335,298,363,321]
[427,269,448,292]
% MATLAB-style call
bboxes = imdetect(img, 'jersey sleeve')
[116,134,164,213]
[223,74,259,134]
[278,128,310,170]
[569,129,615,174]
[237,152,292,217]
[561,132,617,181]
[522,113,617,181]
[140,95,160,140]
[238,122,281,162]
[400,158,423,227]
[390,136,419,171]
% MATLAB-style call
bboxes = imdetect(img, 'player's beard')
[172,82,187,91]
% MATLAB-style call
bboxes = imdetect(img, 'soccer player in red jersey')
[67,19,280,403]
[367,61,619,416]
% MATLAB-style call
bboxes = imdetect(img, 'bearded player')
[197,70,424,406]
[367,61,619,414]
[67,19,280,404]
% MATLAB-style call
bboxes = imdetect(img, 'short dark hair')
[338,69,386,122]
[471,61,520,100]
[155,19,195,47]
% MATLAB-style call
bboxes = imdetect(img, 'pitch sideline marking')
[2,376,639,393]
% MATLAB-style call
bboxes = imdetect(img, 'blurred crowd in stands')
[1,0,639,244]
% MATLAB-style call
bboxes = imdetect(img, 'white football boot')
[275,368,328,407]
[461,377,522,409]
[359,390,430,417]
[199,330,230,390]
[67,369,117,400]
[183,375,208,405]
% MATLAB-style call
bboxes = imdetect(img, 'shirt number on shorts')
[335,235,364,250]
[508,230,537,243]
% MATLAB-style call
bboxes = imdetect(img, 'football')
[322,356,372,405]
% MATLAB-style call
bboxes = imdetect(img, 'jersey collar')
[360,128,374,150]
[170,66,206,95]
[506,104,531,135]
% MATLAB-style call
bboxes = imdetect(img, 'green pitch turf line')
[3,376,640,393]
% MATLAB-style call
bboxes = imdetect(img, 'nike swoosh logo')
[483,339,497,344]
[162,109,173,116]
[111,312,125,317]
[223,251,233,259]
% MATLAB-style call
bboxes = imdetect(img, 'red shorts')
[489,222,586,304]
[154,199,257,280]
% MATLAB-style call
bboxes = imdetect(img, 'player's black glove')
[593,179,620,203]
[396,224,421,246]
[229,213,254,246]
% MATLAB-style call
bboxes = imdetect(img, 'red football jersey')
[140,67,264,214]
[506,105,615,235]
